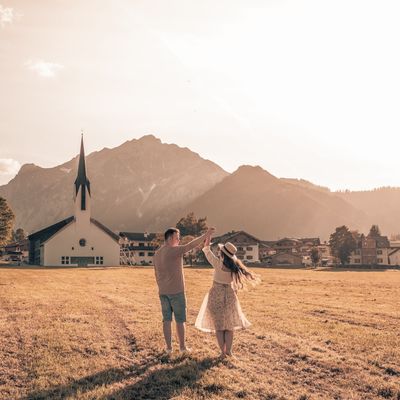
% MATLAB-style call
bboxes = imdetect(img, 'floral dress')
[195,246,251,332]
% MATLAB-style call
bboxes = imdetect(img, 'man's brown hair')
[164,228,180,241]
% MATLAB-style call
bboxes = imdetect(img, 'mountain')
[336,188,400,236]
[280,178,331,194]
[178,165,367,240]
[0,135,229,233]
[2,135,399,240]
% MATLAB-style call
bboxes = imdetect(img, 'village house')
[210,231,262,263]
[2,239,29,262]
[27,137,120,267]
[272,237,320,256]
[119,232,158,265]
[274,238,302,253]
[208,232,324,266]
[349,232,390,266]
[270,251,303,266]
[267,237,321,266]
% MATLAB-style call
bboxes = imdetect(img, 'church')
[28,137,120,267]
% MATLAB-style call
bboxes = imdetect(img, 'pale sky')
[1,0,400,190]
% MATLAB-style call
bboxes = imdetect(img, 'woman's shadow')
[26,354,223,400]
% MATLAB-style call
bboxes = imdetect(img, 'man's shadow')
[25,354,222,400]
[103,356,222,400]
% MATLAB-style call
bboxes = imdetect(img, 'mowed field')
[0,266,399,400]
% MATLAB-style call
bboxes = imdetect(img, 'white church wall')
[43,222,120,267]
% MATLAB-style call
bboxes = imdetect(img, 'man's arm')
[153,252,160,284]
[177,227,215,254]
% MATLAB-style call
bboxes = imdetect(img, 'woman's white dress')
[195,246,251,333]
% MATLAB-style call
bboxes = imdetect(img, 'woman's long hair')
[222,253,261,290]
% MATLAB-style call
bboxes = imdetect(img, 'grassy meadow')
[0,266,399,400]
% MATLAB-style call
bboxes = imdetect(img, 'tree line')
[0,197,27,247]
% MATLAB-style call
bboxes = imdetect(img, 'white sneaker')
[179,347,192,354]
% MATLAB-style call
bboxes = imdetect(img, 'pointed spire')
[74,134,91,210]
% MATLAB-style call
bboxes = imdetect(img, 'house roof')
[262,240,276,246]
[375,236,390,248]
[28,216,75,242]
[211,230,262,245]
[119,232,157,241]
[259,242,273,250]
[299,237,321,245]
[124,245,158,251]
[275,238,302,245]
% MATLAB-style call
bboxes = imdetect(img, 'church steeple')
[74,134,91,210]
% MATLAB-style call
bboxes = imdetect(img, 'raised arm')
[202,245,220,268]
[177,227,215,254]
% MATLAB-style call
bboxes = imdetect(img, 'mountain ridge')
[1,135,399,239]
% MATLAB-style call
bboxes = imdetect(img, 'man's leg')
[163,321,172,350]
[159,295,173,351]
[176,322,186,350]
[171,292,187,351]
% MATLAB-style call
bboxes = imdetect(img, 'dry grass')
[0,266,399,400]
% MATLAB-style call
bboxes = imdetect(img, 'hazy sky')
[1,0,400,190]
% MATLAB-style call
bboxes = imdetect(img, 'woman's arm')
[202,245,220,268]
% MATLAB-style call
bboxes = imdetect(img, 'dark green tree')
[176,212,208,237]
[14,228,26,243]
[329,225,357,265]
[0,197,15,246]
[310,247,320,266]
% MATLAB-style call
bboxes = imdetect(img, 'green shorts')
[159,292,187,323]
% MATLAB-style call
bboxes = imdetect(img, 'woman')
[195,236,260,358]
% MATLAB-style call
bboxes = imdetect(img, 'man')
[154,226,215,353]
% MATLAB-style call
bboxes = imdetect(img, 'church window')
[79,238,86,247]
[95,256,104,265]
[61,256,70,265]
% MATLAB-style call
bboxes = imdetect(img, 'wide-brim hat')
[218,242,238,260]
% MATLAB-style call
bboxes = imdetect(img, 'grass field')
[0,266,399,400]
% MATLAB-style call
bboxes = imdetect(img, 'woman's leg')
[224,330,234,355]
[215,330,226,355]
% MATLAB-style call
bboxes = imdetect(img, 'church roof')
[28,217,119,243]
[28,216,75,242]
[74,135,91,210]
[91,218,120,242]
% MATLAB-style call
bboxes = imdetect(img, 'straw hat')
[218,242,238,260]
